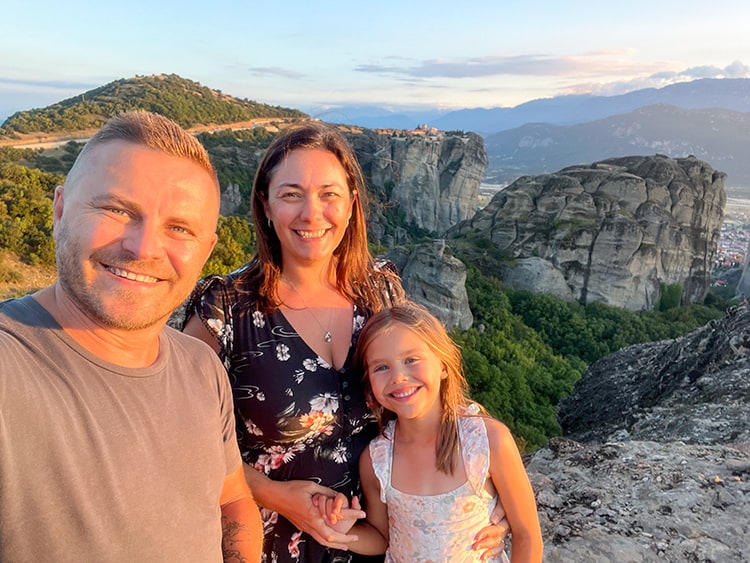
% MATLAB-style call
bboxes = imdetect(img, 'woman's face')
[264,148,354,269]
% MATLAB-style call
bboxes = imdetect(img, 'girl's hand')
[313,493,365,534]
[473,502,509,561]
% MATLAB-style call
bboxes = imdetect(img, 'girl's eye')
[404,357,418,365]
[371,364,389,374]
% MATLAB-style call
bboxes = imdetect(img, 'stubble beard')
[55,223,183,331]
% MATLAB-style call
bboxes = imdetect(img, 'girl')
[317,302,543,562]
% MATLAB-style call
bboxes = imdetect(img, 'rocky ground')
[528,301,750,561]
[0,253,56,299]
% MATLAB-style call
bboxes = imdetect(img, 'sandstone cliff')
[386,241,473,330]
[342,127,487,235]
[448,155,726,311]
[525,301,750,561]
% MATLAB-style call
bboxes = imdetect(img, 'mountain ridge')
[0,74,305,138]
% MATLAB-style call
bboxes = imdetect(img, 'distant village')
[715,199,750,270]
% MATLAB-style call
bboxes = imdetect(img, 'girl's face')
[264,148,354,269]
[365,323,447,422]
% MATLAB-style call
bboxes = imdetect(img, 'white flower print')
[252,310,265,328]
[289,530,303,559]
[309,393,339,414]
[206,317,225,335]
[276,343,290,361]
[303,358,318,372]
[331,442,348,463]
[353,313,366,332]
[293,369,305,384]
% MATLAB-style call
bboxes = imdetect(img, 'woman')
[183,121,505,562]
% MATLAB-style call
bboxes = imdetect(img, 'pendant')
[324,331,333,343]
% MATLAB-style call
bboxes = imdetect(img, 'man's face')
[53,140,219,330]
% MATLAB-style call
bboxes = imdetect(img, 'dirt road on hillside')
[0,117,295,149]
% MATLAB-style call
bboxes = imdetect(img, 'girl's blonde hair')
[354,301,486,474]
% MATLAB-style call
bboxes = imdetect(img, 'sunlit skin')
[36,140,219,367]
[264,148,354,273]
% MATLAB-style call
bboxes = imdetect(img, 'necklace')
[283,277,334,343]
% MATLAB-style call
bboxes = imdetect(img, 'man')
[0,111,263,562]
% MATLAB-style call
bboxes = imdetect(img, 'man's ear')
[52,186,65,238]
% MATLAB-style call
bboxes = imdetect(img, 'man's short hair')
[72,110,216,179]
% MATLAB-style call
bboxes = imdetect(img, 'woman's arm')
[183,316,221,354]
[242,461,365,551]
[485,419,543,563]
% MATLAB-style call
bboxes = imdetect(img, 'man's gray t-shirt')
[0,296,242,562]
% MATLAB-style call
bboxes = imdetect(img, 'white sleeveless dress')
[369,415,510,562]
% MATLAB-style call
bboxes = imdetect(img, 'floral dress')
[370,416,509,563]
[185,262,400,563]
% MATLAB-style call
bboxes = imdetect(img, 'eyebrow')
[274,181,346,189]
[90,194,142,214]
[367,348,424,365]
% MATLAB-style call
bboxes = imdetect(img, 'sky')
[2,0,750,121]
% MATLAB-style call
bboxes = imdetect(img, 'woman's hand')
[251,471,362,551]
[473,501,509,561]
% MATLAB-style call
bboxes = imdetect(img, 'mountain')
[483,104,750,186]
[319,78,750,135]
[0,74,306,137]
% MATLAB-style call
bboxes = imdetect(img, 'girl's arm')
[350,447,389,555]
[485,418,544,563]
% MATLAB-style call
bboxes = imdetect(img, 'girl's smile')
[365,323,447,421]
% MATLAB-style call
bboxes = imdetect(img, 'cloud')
[355,51,664,80]
[248,66,307,80]
[562,60,750,98]
[0,77,97,92]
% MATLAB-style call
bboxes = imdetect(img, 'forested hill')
[0,74,307,137]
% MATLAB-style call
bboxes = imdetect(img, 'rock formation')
[448,155,726,311]
[524,301,750,561]
[386,241,474,330]
[343,127,488,235]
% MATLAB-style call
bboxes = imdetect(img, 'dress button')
[342,381,349,389]
[344,395,351,401]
